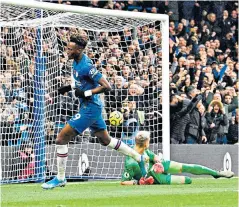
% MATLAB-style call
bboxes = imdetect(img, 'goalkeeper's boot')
[41,177,67,190]
[138,155,149,177]
[213,171,234,179]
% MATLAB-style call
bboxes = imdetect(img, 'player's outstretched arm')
[121,177,154,185]
[121,164,154,186]
[121,180,136,185]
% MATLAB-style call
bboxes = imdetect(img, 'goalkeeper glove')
[139,176,154,185]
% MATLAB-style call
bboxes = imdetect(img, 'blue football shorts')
[68,104,107,135]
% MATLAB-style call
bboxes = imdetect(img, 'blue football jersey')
[72,54,103,107]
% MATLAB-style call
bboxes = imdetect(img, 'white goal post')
[0,0,169,183]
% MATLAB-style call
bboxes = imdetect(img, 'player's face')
[67,42,82,60]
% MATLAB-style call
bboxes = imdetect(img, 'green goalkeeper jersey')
[121,149,155,182]
[121,149,171,184]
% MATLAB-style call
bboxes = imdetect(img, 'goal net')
[0,0,169,183]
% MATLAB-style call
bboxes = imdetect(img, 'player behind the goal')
[121,131,234,185]
[42,33,148,189]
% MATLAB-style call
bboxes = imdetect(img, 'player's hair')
[70,35,88,48]
[135,131,150,147]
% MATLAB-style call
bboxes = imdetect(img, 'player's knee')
[96,134,111,146]
[98,137,109,146]
[185,176,192,184]
[55,139,62,145]
[56,137,66,145]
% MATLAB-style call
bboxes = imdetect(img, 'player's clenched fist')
[58,85,72,95]
[58,85,92,98]
[139,176,154,185]
[75,88,90,98]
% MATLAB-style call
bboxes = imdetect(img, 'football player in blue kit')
[42,35,148,189]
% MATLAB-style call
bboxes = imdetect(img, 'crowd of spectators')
[0,0,238,149]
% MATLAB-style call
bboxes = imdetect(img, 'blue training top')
[72,54,103,108]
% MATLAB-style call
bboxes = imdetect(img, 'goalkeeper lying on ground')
[121,131,234,185]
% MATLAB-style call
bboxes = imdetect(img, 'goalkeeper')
[121,131,234,185]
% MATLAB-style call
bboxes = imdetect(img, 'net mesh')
[0,4,153,30]
[0,4,162,182]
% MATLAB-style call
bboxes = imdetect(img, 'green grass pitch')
[1,178,238,207]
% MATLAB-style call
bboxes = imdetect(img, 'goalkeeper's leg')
[42,124,78,189]
[148,168,192,185]
[163,160,234,178]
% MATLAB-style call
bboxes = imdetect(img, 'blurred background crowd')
[0,0,238,153]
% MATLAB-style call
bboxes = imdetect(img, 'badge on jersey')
[124,172,130,178]
[89,67,98,78]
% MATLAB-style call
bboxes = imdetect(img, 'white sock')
[56,145,68,181]
[108,138,141,162]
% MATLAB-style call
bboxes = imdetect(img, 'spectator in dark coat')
[209,1,226,20]
[205,100,228,144]
[181,1,196,22]
[219,10,232,38]
[220,32,236,52]
[222,91,238,136]
[185,97,206,144]
[230,10,238,28]
[198,103,208,144]
[199,2,211,16]
[227,109,238,144]
[176,23,187,38]
[170,94,203,144]
[167,1,179,22]
[205,13,222,38]
[170,94,189,144]
[225,2,238,14]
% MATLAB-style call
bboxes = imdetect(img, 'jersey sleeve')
[146,149,156,162]
[87,66,102,82]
